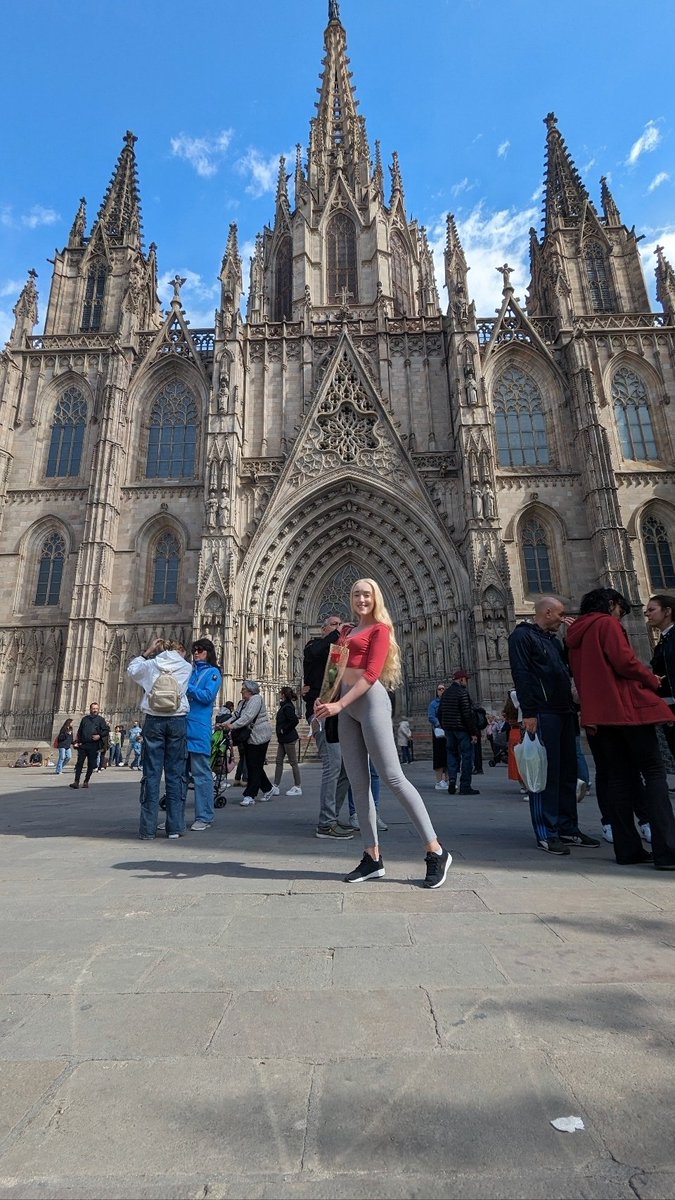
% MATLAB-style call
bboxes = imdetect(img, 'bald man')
[508,596,600,856]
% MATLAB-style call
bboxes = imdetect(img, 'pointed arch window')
[146,381,198,479]
[521,517,554,594]
[326,212,358,304]
[391,230,412,317]
[46,387,87,478]
[493,366,550,467]
[81,260,108,332]
[612,367,657,461]
[34,532,66,607]
[151,532,180,605]
[642,514,675,589]
[585,240,616,313]
[273,235,293,321]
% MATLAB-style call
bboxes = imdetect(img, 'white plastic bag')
[513,732,548,793]
[433,727,446,739]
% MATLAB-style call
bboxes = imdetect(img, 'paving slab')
[1,758,674,1197]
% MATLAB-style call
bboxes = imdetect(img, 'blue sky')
[1,0,673,342]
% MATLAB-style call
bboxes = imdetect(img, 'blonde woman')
[315,578,452,888]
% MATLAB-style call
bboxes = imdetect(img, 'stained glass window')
[273,235,293,321]
[642,515,675,589]
[391,231,411,317]
[46,387,87,477]
[494,366,550,467]
[326,212,358,304]
[35,532,66,606]
[318,563,362,622]
[81,261,108,332]
[152,532,180,605]
[521,518,554,593]
[585,240,616,313]
[146,381,198,479]
[612,367,657,461]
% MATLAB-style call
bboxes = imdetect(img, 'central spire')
[308,2,370,199]
[93,130,143,248]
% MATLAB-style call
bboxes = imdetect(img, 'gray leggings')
[338,681,437,849]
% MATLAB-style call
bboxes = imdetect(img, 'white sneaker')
[270,785,280,796]
[434,781,449,791]
[240,797,255,807]
[190,820,211,831]
[286,786,303,795]
[259,791,274,802]
[639,822,652,843]
[576,779,588,803]
[601,823,613,843]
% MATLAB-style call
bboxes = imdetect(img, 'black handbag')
[230,699,261,747]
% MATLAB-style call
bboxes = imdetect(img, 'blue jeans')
[185,752,214,824]
[529,711,578,841]
[139,715,187,838]
[109,743,122,766]
[575,735,590,785]
[55,747,72,774]
[445,730,474,791]
[315,723,349,826]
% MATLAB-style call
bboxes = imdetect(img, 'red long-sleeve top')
[346,622,390,684]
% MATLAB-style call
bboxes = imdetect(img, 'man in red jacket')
[567,588,675,869]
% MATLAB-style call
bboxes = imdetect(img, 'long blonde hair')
[350,577,402,689]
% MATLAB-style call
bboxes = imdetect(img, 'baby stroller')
[211,725,233,808]
[488,721,509,767]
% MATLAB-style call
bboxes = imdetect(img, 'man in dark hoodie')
[508,596,600,855]
[302,615,353,840]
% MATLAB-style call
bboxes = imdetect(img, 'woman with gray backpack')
[127,637,192,839]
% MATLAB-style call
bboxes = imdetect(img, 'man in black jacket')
[70,702,110,789]
[508,596,599,855]
[302,615,352,840]
[439,669,479,795]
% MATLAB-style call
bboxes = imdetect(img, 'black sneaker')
[316,823,354,839]
[447,782,456,794]
[560,831,601,848]
[344,852,385,882]
[537,837,571,855]
[422,847,452,889]
[458,787,480,795]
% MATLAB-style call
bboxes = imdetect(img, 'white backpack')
[148,668,181,715]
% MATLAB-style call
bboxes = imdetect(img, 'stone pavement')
[0,757,674,1200]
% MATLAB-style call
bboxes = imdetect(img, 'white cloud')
[426,201,538,315]
[157,268,220,326]
[236,147,295,198]
[639,230,675,306]
[648,171,670,192]
[531,184,543,202]
[626,120,661,166]
[451,177,472,197]
[497,140,510,159]
[0,205,60,229]
[170,130,233,178]
[582,157,596,174]
[0,309,14,346]
[0,279,24,299]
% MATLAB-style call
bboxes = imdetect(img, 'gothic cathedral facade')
[1,2,674,739]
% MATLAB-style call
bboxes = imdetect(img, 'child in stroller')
[212,710,234,808]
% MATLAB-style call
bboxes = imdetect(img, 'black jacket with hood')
[438,682,478,735]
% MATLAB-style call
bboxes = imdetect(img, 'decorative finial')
[328,0,341,22]
[497,263,514,293]
[544,112,558,131]
[124,131,138,148]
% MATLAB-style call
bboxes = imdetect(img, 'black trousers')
[586,730,648,825]
[243,741,272,798]
[74,745,98,784]
[598,725,675,866]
